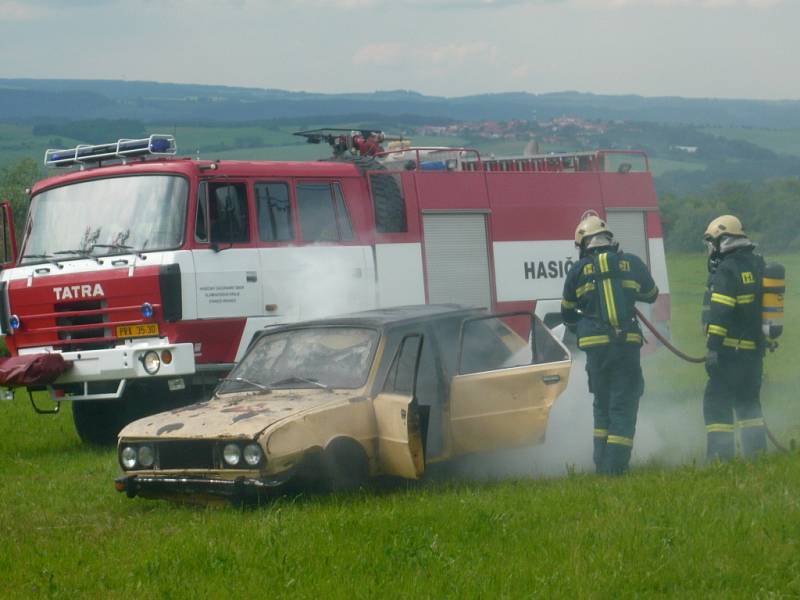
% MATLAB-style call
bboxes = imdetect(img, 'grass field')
[1,254,799,598]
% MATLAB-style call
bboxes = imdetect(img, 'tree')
[0,158,43,253]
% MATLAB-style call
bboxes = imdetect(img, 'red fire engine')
[0,132,670,444]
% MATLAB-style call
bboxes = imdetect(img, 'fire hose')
[634,307,792,454]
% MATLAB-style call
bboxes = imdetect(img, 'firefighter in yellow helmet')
[702,215,766,460]
[561,214,659,474]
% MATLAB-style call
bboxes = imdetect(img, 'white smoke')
[433,350,709,481]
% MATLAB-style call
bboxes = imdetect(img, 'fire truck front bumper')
[20,340,196,399]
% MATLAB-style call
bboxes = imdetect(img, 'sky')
[0,0,795,100]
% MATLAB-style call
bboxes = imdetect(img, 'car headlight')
[243,443,263,466]
[121,446,138,469]
[138,445,155,468]
[223,443,241,466]
[141,351,161,375]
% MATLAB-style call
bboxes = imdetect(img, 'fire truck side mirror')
[0,202,17,268]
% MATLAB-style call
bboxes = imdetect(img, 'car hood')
[119,388,365,440]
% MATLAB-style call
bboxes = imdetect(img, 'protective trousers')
[585,343,644,475]
[703,351,766,461]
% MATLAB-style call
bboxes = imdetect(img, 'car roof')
[260,304,487,335]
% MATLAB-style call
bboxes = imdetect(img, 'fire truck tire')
[322,437,369,492]
[71,399,132,446]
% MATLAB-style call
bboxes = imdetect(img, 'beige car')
[115,305,571,503]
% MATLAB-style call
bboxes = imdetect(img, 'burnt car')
[115,305,571,502]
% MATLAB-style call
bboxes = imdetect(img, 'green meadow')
[1,252,799,598]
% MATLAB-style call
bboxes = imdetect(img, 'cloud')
[0,0,53,20]
[353,41,498,68]
[293,0,558,8]
[0,0,124,21]
[573,0,783,7]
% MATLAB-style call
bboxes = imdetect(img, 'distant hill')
[1,79,799,128]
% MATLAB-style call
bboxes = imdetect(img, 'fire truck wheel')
[322,437,369,493]
[71,400,131,446]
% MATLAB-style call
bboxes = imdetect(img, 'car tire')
[322,437,370,493]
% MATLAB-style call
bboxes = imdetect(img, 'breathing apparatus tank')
[762,262,785,343]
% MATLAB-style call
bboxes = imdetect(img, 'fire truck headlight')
[121,446,138,469]
[137,445,155,468]
[223,443,241,466]
[141,351,161,375]
[243,443,263,467]
[141,302,154,319]
[9,314,21,331]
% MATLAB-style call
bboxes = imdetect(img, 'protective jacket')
[702,244,767,460]
[560,246,658,475]
[561,249,659,349]
[704,246,764,353]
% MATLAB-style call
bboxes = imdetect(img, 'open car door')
[448,313,571,456]
[373,334,425,479]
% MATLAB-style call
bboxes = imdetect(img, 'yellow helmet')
[704,215,745,241]
[575,214,611,247]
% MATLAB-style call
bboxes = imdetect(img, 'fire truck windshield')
[21,175,188,264]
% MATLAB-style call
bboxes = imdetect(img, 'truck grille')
[157,441,217,470]
[56,300,109,351]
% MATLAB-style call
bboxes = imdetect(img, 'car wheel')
[322,437,370,493]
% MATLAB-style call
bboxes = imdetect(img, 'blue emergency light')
[44,134,177,168]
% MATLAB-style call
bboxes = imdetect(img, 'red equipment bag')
[0,354,73,386]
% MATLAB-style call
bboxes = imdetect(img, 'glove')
[705,350,719,375]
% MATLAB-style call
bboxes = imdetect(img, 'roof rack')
[44,134,177,168]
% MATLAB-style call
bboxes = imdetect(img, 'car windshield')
[217,326,379,395]
[21,175,188,264]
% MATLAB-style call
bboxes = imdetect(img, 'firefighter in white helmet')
[561,214,659,474]
[702,215,766,460]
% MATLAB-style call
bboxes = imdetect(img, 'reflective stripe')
[622,280,641,292]
[599,253,619,327]
[639,285,658,301]
[711,293,736,307]
[706,423,735,433]
[561,299,577,309]
[707,324,727,337]
[739,418,765,429]
[593,428,609,438]
[607,435,633,447]
[576,282,596,298]
[626,333,642,344]
[736,294,755,304]
[583,263,595,275]
[722,337,757,350]
[578,335,610,348]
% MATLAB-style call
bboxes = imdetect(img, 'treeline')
[31,119,146,144]
[660,178,800,253]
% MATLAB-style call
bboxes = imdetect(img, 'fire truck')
[0,132,670,444]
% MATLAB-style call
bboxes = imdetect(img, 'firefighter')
[561,215,659,475]
[702,215,766,461]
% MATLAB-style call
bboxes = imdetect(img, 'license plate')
[116,324,160,338]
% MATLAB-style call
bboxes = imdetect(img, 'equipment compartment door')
[422,212,492,308]
[605,210,649,266]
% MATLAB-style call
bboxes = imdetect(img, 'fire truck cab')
[0,134,670,444]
